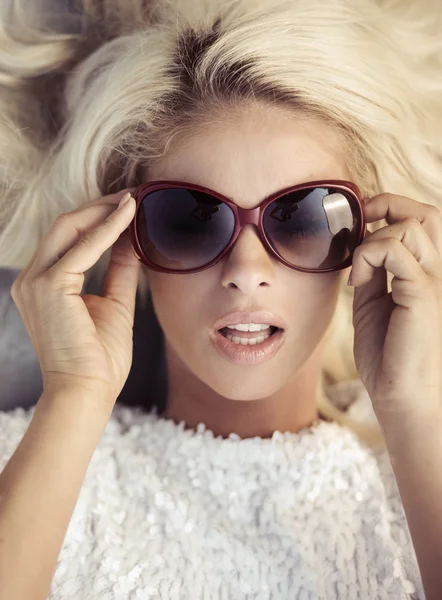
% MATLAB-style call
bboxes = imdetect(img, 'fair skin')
[1,101,441,599]
[141,103,350,438]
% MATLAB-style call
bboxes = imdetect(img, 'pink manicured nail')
[117,192,131,210]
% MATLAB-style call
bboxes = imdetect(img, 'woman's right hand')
[10,189,141,409]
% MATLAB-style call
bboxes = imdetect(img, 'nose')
[220,225,275,293]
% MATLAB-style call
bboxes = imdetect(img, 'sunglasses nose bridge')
[237,206,261,227]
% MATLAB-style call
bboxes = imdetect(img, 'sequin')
[0,380,425,599]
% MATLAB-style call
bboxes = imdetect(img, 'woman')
[0,0,441,598]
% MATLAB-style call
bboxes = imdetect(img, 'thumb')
[101,224,141,321]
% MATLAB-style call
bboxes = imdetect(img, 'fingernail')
[362,197,371,204]
[117,192,131,210]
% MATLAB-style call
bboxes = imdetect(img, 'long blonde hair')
[1,0,441,448]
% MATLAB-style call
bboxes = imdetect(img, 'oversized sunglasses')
[129,179,367,274]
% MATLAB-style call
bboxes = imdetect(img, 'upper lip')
[213,310,287,331]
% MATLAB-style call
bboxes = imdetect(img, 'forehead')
[143,103,351,208]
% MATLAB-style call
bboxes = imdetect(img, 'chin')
[203,374,284,402]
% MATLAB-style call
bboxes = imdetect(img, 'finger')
[17,189,135,282]
[363,193,442,256]
[45,194,136,295]
[101,227,141,322]
[359,217,442,280]
[350,237,428,309]
[27,203,119,277]
[13,246,41,287]
[75,187,137,212]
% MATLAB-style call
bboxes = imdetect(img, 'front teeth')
[226,333,271,345]
[227,323,270,332]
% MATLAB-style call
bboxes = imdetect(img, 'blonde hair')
[1,0,441,449]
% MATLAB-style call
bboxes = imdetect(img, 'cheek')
[148,275,186,327]
[285,275,342,336]
[288,270,342,303]
[315,273,343,310]
[147,272,211,341]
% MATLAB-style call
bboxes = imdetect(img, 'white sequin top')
[0,380,426,599]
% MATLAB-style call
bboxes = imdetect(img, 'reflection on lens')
[263,187,357,269]
[136,188,235,270]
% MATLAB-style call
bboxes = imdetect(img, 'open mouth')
[211,324,286,364]
[217,325,281,346]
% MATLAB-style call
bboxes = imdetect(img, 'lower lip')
[210,328,286,365]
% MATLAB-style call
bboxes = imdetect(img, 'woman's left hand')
[349,192,442,425]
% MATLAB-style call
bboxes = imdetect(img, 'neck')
[162,344,324,439]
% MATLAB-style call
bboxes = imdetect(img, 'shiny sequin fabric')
[0,380,425,599]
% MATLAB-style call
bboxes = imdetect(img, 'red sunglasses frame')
[129,179,366,274]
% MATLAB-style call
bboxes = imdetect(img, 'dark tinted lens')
[263,187,359,269]
[136,188,235,270]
